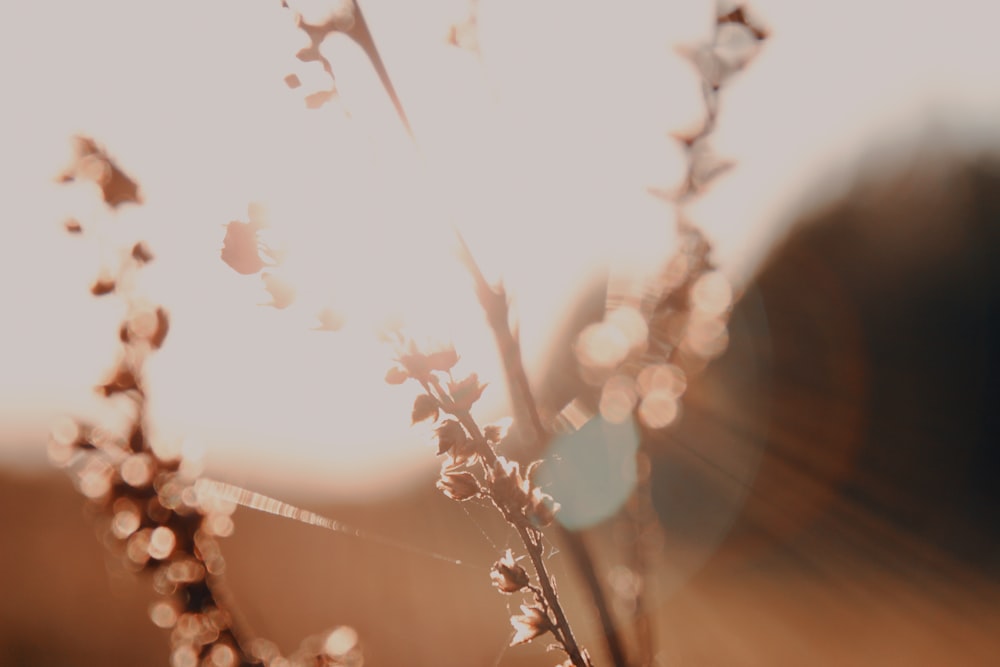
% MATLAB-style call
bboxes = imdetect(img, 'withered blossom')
[448,373,486,411]
[395,341,459,383]
[425,346,460,372]
[489,456,528,509]
[436,467,480,501]
[490,549,529,594]
[510,604,551,646]
[483,422,508,444]
[527,487,560,527]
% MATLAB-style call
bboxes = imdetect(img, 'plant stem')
[453,231,546,443]
[454,231,630,667]
[515,522,589,667]
[561,529,630,667]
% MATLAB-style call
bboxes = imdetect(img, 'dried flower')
[425,345,459,372]
[527,488,560,527]
[490,549,529,594]
[448,373,486,411]
[483,418,512,445]
[489,456,527,509]
[411,394,440,424]
[483,424,501,443]
[510,605,551,646]
[436,467,480,501]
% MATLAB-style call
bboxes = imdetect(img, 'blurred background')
[1,0,999,665]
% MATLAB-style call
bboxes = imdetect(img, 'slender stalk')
[561,530,631,667]
[454,231,546,443]
[454,231,629,667]
[516,522,588,667]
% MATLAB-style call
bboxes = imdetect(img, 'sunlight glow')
[2,0,1000,500]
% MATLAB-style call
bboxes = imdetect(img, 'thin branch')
[516,522,588,667]
[453,231,628,667]
[453,230,546,444]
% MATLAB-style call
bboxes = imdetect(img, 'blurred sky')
[1,0,999,500]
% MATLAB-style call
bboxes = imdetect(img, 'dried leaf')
[411,394,439,424]
[490,549,529,593]
[434,420,466,456]
[384,366,409,385]
[436,469,480,501]
[220,220,267,275]
[510,605,551,646]
[304,88,336,109]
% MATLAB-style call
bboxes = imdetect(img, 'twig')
[452,231,629,667]
[453,230,547,444]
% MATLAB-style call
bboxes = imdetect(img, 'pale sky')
[1,0,998,500]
